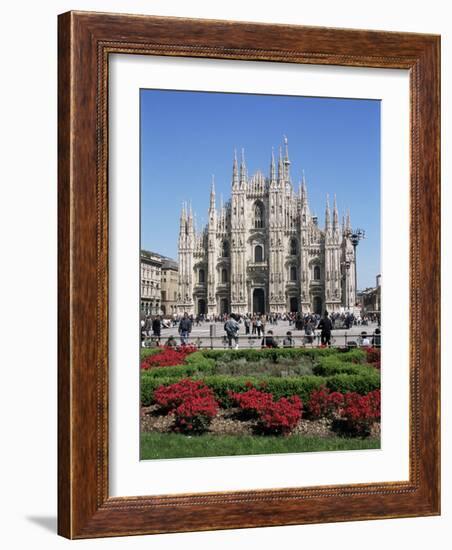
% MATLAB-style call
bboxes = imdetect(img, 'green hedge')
[141,352,216,379]
[312,354,375,377]
[140,347,380,406]
[201,347,339,363]
[140,374,327,407]
[325,372,381,395]
[140,348,162,360]
[140,372,381,408]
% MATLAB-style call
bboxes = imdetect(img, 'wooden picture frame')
[58,11,440,538]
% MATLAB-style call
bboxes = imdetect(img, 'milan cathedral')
[177,138,356,316]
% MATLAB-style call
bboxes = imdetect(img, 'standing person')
[244,316,251,335]
[252,316,257,335]
[178,312,192,346]
[282,331,295,348]
[317,311,333,347]
[372,327,381,348]
[256,316,263,338]
[304,318,314,346]
[224,314,240,349]
[152,315,162,345]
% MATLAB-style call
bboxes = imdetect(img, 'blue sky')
[140,90,380,290]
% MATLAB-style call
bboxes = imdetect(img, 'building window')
[254,245,263,263]
[254,202,264,229]
[221,240,229,257]
[313,265,321,280]
[221,268,228,283]
[290,238,298,256]
[198,268,205,283]
[290,266,297,281]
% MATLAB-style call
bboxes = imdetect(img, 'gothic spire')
[240,148,247,187]
[325,194,331,232]
[333,194,339,230]
[270,146,276,185]
[283,135,291,181]
[232,149,239,189]
[277,145,284,186]
[301,170,308,205]
[209,175,216,211]
[346,208,351,232]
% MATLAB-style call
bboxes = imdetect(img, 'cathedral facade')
[177,139,356,316]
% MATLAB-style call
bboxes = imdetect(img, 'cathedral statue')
[177,138,356,316]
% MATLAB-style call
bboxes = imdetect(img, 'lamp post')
[345,228,365,305]
[342,259,351,310]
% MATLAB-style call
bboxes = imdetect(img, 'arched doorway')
[253,288,265,314]
[313,296,322,315]
[220,298,229,315]
[289,297,298,313]
[198,299,206,315]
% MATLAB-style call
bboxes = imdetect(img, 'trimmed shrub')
[173,393,219,434]
[140,348,161,360]
[199,375,327,407]
[201,347,338,364]
[153,378,214,412]
[313,355,376,377]
[140,353,216,379]
[333,389,381,436]
[228,387,274,418]
[257,396,302,436]
[326,372,380,396]
[336,348,367,364]
[152,379,219,434]
[141,345,197,369]
[306,386,345,419]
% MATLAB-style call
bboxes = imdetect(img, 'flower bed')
[154,378,218,434]
[141,347,381,439]
[141,345,197,369]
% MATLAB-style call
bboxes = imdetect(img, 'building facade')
[140,250,162,316]
[358,274,381,316]
[177,138,357,316]
[161,258,179,316]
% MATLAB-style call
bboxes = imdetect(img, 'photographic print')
[139,89,381,460]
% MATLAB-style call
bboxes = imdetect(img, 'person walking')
[256,316,263,338]
[152,315,162,345]
[224,314,240,349]
[178,312,192,346]
[317,310,333,347]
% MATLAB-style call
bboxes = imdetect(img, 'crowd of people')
[141,309,381,350]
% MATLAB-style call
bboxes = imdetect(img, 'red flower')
[141,345,197,369]
[228,388,274,417]
[154,379,218,434]
[257,396,302,435]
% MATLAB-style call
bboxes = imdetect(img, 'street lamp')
[341,259,351,310]
[345,227,365,303]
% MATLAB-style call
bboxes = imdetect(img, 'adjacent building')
[140,250,163,316]
[177,137,357,316]
[161,258,179,316]
[140,250,179,316]
[358,274,381,316]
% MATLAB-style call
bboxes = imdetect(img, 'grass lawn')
[140,432,380,460]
